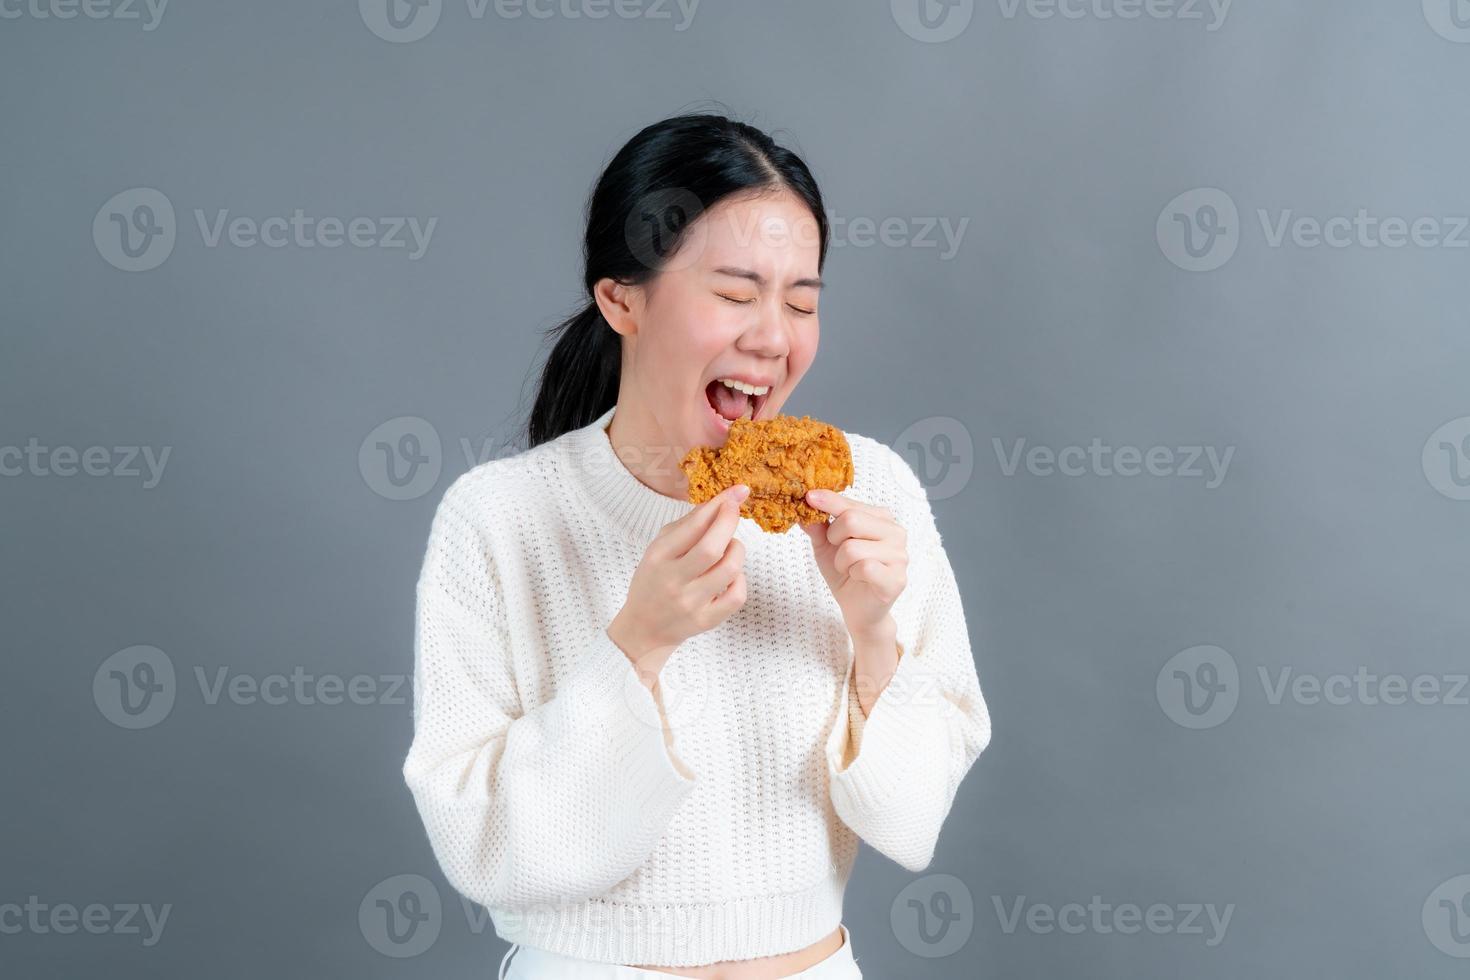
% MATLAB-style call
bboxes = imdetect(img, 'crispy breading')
[679,414,854,533]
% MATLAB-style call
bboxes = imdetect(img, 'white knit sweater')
[402,403,992,967]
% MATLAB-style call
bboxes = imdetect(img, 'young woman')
[402,112,992,979]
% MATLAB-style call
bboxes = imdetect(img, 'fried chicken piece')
[680,414,854,533]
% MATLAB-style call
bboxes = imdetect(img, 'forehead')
[694,190,822,267]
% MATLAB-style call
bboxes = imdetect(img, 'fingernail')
[734,484,750,499]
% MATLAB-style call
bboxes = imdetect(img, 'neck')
[604,397,691,501]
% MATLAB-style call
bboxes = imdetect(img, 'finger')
[833,538,902,578]
[677,490,746,573]
[804,488,873,520]
[691,536,745,599]
[822,506,902,548]
[847,559,902,602]
[658,483,748,556]
[708,569,747,615]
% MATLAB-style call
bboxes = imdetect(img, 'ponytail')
[527,302,621,449]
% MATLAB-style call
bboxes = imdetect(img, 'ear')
[593,277,642,339]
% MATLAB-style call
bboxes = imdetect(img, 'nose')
[735,300,790,359]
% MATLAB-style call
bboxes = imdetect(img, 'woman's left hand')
[800,488,908,638]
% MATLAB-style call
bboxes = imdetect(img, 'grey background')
[4,1,1468,977]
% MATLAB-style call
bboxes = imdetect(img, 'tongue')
[708,381,752,422]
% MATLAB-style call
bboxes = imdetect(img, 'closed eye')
[718,293,815,316]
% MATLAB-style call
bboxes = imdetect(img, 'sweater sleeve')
[402,489,698,908]
[823,451,992,873]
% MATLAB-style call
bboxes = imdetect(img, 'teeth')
[718,378,770,396]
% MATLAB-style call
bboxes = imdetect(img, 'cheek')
[650,296,733,367]
[789,319,820,373]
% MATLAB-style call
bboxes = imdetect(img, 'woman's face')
[600,188,824,467]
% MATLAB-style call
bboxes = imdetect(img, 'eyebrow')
[711,266,824,290]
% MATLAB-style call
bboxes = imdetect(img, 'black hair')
[524,110,829,448]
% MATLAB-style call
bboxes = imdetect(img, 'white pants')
[498,924,862,979]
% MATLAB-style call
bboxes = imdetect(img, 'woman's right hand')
[607,483,751,686]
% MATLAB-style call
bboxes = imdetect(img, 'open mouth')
[704,378,771,429]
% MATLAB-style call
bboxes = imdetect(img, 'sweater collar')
[563,404,698,545]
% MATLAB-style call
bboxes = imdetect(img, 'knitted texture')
[402,404,992,967]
